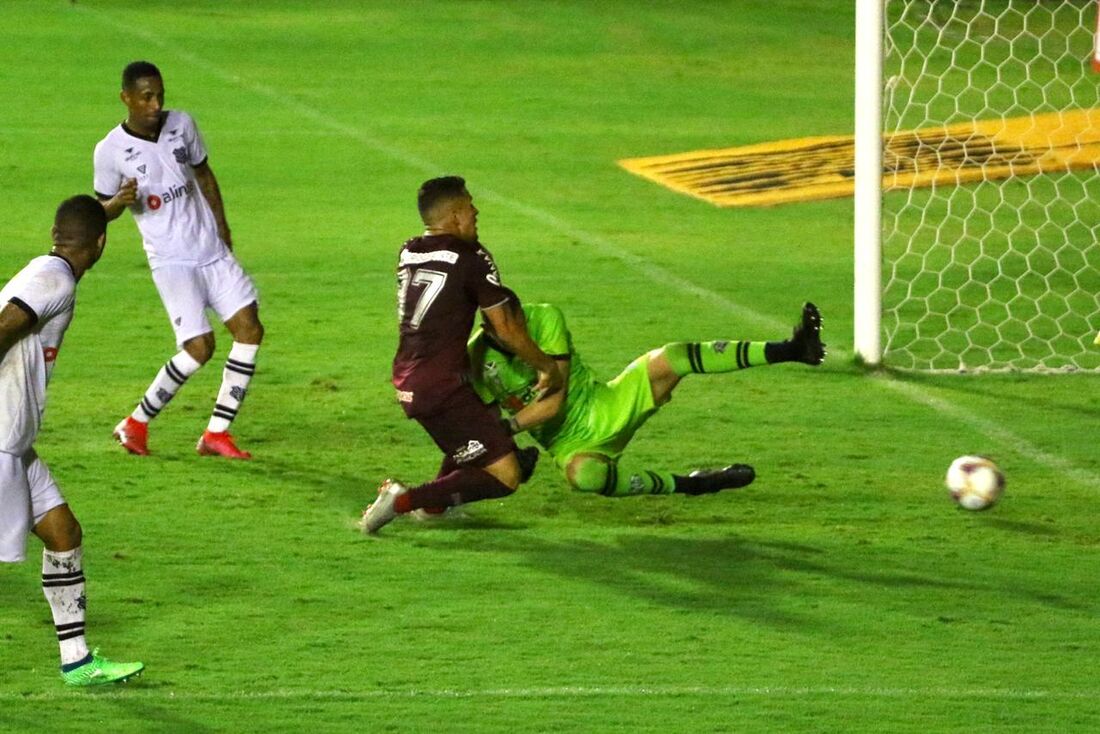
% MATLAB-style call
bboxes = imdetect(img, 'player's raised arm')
[482,300,564,398]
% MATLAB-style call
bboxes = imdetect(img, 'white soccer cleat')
[358,479,408,534]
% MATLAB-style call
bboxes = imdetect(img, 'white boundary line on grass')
[2,684,1096,702]
[76,7,1100,491]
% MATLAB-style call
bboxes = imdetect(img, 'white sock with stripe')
[130,351,203,423]
[207,342,259,433]
[42,546,90,669]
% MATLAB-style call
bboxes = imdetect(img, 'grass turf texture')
[0,1,1098,731]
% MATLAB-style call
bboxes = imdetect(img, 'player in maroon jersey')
[359,176,563,534]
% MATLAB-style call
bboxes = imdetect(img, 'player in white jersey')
[0,195,143,685]
[95,61,264,460]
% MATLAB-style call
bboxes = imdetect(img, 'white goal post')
[854,0,1100,373]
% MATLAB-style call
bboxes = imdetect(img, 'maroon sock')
[394,467,514,513]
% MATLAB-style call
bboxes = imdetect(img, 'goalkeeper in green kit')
[465,301,826,498]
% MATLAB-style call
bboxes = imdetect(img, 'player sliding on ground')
[459,301,826,499]
[358,176,562,535]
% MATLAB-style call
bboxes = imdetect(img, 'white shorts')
[151,254,259,347]
[0,450,65,563]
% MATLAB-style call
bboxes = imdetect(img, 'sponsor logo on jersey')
[396,389,414,403]
[453,440,487,464]
[148,180,197,212]
[124,147,142,162]
[173,146,188,164]
[477,249,501,285]
[399,249,459,267]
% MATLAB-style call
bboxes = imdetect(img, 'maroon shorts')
[414,386,515,470]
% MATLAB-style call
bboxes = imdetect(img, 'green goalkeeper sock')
[663,340,776,376]
[570,457,676,497]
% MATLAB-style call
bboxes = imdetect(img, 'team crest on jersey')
[173,146,188,164]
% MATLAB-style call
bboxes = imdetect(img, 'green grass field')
[1,1,1098,732]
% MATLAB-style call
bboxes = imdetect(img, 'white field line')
[77,7,1100,491]
[1,684,1096,703]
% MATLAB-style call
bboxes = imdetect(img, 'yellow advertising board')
[618,109,1100,207]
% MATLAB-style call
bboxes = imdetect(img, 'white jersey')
[0,256,76,455]
[93,109,228,268]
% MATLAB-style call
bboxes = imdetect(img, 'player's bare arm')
[0,301,35,362]
[192,161,232,248]
[482,302,564,397]
[509,358,571,432]
[99,178,138,221]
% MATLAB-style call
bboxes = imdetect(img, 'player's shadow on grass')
[102,696,217,734]
[455,532,1094,623]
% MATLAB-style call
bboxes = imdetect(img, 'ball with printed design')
[945,455,1005,511]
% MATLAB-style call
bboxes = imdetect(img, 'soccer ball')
[945,455,1005,511]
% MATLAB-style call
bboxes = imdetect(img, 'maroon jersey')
[392,234,512,416]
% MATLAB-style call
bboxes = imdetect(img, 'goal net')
[877,0,1100,372]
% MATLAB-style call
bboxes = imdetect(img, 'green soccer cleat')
[60,649,145,687]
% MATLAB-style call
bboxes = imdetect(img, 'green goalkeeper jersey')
[468,303,598,450]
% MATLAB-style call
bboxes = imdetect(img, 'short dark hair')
[55,195,107,244]
[417,176,467,222]
[122,61,162,90]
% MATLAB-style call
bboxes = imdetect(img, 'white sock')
[131,351,203,423]
[207,342,259,433]
[42,547,90,668]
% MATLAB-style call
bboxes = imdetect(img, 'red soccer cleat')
[196,430,252,460]
[113,417,150,456]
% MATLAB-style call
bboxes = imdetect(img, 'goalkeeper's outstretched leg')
[646,302,826,405]
[564,453,755,497]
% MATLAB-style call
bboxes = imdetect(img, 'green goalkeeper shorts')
[546,353,658,469]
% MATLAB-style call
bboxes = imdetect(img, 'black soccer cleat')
[676,464,756,495]
[790,302,826,365]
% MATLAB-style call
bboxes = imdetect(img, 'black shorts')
[415,387,515,469]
